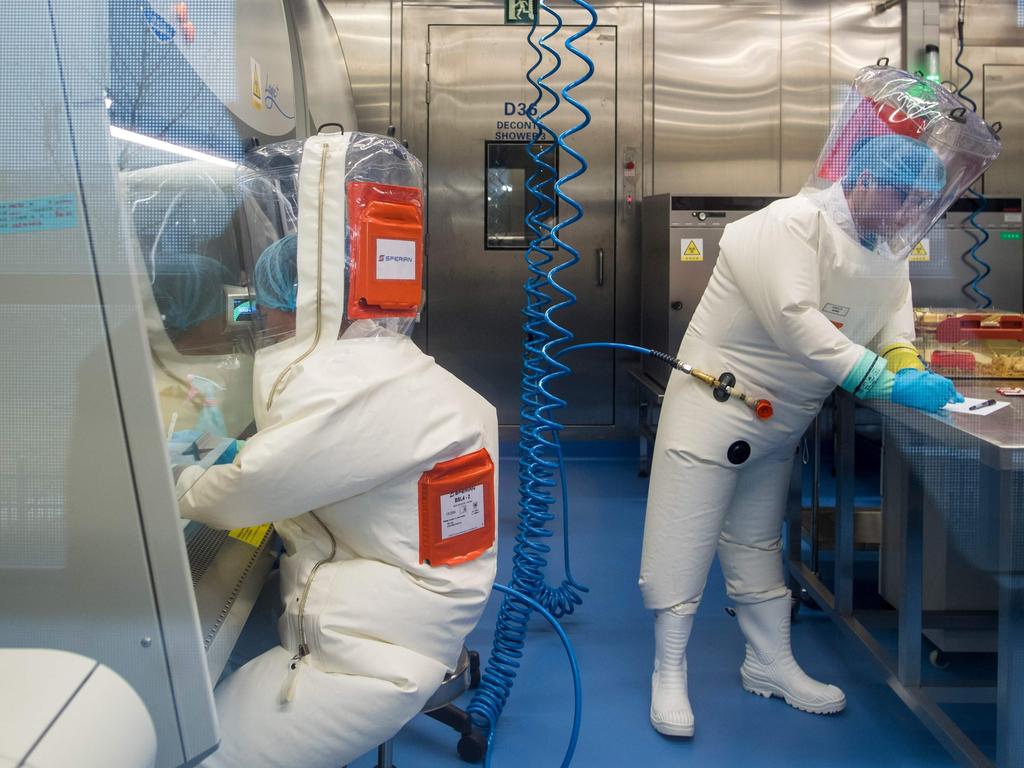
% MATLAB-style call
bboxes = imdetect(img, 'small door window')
[485,141,558,250]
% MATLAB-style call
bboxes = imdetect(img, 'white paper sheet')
[943,397,1011,416]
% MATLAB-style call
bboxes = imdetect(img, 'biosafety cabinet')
[0,3,355,767]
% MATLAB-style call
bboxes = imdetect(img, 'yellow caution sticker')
[228,524,272,548]
[909,239,930,262]
[681,238,704,262]
[250,57,264,110]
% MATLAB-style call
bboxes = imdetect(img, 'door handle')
[595,247,605,287]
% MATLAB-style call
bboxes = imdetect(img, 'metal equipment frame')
[787,388,1024,768]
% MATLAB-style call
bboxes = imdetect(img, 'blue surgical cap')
[152,252,229,331]
[254,233,299,312]
[843,134,947,193]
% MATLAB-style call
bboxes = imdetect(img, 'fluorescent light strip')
[110,125,239,169]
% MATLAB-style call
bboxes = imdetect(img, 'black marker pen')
[968,399,997,411]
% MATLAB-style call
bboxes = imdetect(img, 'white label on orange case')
[376,238,417,280]
[440,484,485,540]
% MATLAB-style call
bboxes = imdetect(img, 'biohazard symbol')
[683,240,702,257]
[910,241,929,261]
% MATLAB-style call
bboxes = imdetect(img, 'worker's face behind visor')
[806,64,1001,260]
[842,134,944,252]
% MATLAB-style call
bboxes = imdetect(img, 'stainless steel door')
[426,24,616,426]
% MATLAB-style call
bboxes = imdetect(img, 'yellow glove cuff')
[880,342,925,373]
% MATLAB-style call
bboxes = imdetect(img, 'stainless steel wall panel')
[829,1,902,87]
[652,3,782,194]
[984,64,1024,197]
[643,1,656,198]
[325,0,393,135]
[781,0,830,193]
[288,0,360,134]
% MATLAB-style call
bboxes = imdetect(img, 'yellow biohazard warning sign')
[681,238,704,262]
[909,239,930,262]
[228,524,272,548]
[250,57,264,111]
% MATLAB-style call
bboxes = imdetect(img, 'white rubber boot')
[650,606,695,737]
[734,595,846,714]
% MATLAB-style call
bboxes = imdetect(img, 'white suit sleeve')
[176,373,467,530]
[723,205,866,386]
[871,280,916,350]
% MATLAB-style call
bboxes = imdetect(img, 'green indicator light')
[1001,232,1022,241]
[907,83,935,100]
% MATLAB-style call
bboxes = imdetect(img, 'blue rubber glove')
[891,369,964,413]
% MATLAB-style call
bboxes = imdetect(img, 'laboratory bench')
[787,383,1024,768]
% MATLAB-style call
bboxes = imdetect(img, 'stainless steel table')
[629,369,665,477]
[788,383,1024,767]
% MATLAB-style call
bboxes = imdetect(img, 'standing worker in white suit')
[639,65,1002,737]
[176,131,499,767]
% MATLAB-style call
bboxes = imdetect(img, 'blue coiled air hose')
[955,0,993,309]
[467,1,597,764]
[963,190,992,308]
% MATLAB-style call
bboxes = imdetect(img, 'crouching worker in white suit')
[176,131,499,767]
[639,65,1002,737]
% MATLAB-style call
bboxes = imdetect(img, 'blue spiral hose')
[964,189,993,308]
[479,584,583,768]
[467,1,597,763]
[955,0,992,308]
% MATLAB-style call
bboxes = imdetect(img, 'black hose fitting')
[648,349,683,370]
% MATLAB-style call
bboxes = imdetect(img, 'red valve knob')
[754,400,774,420]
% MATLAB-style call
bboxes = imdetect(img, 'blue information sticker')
[0,194,79,235]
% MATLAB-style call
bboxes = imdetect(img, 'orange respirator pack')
[347,181,423,320]
[418,449,496,567]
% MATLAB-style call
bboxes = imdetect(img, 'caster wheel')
[468,650,481,689]
[929,649,951,670]
[457,729,488,764]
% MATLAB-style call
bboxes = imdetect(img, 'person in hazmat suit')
[176,131,499,767]
[640,65,1002,737]
[125,161,255,442]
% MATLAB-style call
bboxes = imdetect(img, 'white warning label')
[681,238,703,262]
[375,238,417,280]
[440,484,485,540]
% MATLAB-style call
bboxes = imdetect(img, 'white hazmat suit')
[640,64,1002,737]
[177,133,499,767]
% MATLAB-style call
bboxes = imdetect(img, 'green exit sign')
[1002,231,1022,241]
[505,0,538,24]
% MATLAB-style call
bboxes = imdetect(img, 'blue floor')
[347,448,958,767]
